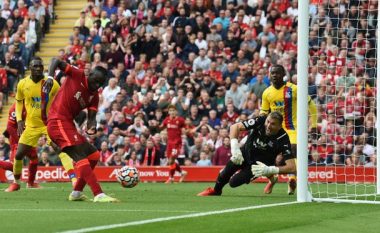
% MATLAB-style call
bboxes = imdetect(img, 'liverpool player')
[198,112,296,196]
[5,57,76,192]
[44,57,119,202]
[160,105,187,183]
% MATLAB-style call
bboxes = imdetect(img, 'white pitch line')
[59,201,298,233]
[0,209,198,213]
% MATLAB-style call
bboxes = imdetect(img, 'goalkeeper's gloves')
[251,161,279,179]
[230,138,244,165]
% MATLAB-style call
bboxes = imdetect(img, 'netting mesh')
[307,1,378,202]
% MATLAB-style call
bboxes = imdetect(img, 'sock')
[75,152,100,192]
[214,161,239,193]
[27,159,38,185]
[59,152,77,183]
[13,159,23,181]
[288,174,297,181]
[74,158,103,196]
[169,163,176,178]
[0,161,13,171]
[175,162,182,173]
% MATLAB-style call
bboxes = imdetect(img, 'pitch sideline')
[58,201,299,233]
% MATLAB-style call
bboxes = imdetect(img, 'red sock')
[74,152,100,192]
[169,163,176,178]
[28,159,38,185]
[0,161,13,171]
[74,158,102,196]
[27,149,38,185]
[175,162,182,173]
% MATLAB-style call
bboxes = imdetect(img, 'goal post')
[297,1,380,204]
[297,0,311,203]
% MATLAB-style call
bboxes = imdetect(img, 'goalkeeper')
[198,111,296,196]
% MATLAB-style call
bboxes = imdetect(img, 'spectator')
[196,151,212,166]
[141,138,161,166]
[225,82,245,109]
[212,136,231,166]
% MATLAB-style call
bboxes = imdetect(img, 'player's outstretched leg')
[70,151,100,201]
[0,161,13,171]
[198,161,240,196]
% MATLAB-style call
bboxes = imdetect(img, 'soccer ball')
[116,166,139,188]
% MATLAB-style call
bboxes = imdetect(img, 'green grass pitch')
[1,182,380,233]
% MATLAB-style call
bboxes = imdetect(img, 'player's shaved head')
[88,66,108,92]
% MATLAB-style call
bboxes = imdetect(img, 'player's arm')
[251,135,296,178]
[159,118,167,131]
[48,57,68,76]
[229,118,260,166]
[43,57,69,94]
[86,109,97,135]
[259,89,270,116]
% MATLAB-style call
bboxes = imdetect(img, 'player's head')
[29,57,44,80]
[265,111,283,136]
[168,104,177,117]
[270,64,286,88]
[88,66,108,92]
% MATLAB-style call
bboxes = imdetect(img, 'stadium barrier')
[0,166,376,183]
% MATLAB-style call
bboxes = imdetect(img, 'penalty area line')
[58,201,298,233]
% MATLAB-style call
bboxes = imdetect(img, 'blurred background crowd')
[0,0,378,168]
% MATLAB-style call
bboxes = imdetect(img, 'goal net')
[298,0,380,203]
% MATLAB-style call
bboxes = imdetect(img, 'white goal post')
[297,0,380,204]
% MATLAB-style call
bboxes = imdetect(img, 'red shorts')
[47,119,86,149]
[166,142,182,159]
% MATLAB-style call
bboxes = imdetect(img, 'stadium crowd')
[0,0,54,110]
[0,0,378,168]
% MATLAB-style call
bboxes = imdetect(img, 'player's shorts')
[285,129,297,144]
[166,142,182,159]
[19,126,51,147]
[47,119,86,149]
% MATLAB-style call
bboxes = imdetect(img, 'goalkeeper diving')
[198,111,296,196]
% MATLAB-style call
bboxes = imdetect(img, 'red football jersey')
[48,65,99,121]
[162,116,185,144]
[8,103,26,126]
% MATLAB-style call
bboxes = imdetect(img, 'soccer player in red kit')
[0,103,40,188]
[44,57,119,202]
[160,105,187,183]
